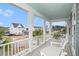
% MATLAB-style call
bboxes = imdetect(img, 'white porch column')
[49,21,52,40]
[43,19,46,42]
[28,12,34,52]
[66,20,69,42]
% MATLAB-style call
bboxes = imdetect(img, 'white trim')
[71,46,76,56]
[28,12,34,52]
[49,22,52,40]
[43,19,46,42]
[71,3,76,56]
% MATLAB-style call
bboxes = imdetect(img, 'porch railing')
[0,38,29,56]
[0,35,49,56]
[32,35,43,50]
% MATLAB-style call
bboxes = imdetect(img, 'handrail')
[33,35,43,38]
[0,38,29,47]
[0,35,43,47]
[0,35,46,56]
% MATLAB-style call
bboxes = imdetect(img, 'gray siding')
[76,4,79,55]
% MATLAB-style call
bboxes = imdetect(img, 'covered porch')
[0,3,76,56]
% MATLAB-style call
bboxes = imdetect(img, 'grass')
[0,36,12,51]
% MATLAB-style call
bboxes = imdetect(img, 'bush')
[3,37,12,44]
[2,37,12,51]
[33,29,43,37]
[53,32,61,40]
[62,27,67,34]
[0,30,5,40]
[33,29,43,45]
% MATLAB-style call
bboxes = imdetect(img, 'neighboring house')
[23,28,29,35]
[52,25,65,31]
[9,23,25,35]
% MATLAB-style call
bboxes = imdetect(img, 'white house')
[9,23,25,35]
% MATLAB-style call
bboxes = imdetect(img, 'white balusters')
[24,41,26,49]
[0,38,28,56]
[19,41,21,52]
[17,42,19,52]
[7,44,9,56]
[14,43,16,54]
[11,44,13,56]
[3,45,5,56]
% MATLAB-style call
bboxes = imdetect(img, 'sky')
[52,21,66,26]
[0,3,66,28]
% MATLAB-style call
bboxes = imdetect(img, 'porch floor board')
[26,39,72,56]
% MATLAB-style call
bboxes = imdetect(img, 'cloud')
[3,9,13,17]
[0,22,4,26]
[0,9,13,17]
[0,9,3,14]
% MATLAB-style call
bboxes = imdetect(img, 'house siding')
[9,23,25,35]
[76,4,79,56]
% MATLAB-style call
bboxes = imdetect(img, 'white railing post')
[66,20,69,42]
[14,43,16,54]
[19,41,21,52]
[8,44,10,56]
[43,19,46,43]
[11,44,13,56]
[28,12,34,52]
[49,21,52,40]
[3,45,5,56]
[17,42,19,53]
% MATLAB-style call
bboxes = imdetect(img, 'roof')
[12,23,24,28]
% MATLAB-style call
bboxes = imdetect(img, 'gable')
[12,23,24,28]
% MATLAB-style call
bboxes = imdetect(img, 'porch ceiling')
[27,3,73,20]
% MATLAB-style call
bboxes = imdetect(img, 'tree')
[33,28,43,45]
[33,29,43,37]
[0,30,5,40]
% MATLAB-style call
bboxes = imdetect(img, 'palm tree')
[33,29,43,37]
[33,29,43,45]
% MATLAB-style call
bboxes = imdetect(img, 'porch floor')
[26,39,51,56]
[26,39,73,56]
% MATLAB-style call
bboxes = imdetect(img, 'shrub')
[62,27,67,34]
[3,37,12,44]
[33,29,43,37]
[33,29,43,45]
[53,32,61,40]
[2,37,12,51]
[0,30,5,40]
